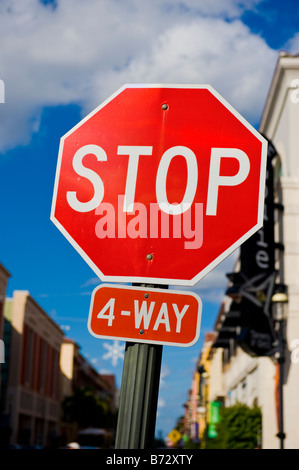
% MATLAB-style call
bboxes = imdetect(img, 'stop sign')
[51,84,267,286]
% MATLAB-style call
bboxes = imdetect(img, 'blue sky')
[0,0,298,440]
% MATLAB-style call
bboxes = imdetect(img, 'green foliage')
[183,437,201,449]
[175,416,185,435]
[205,403,262,449]
[62,386,116,429]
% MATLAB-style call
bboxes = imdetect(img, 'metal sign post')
[115,283,165,449]
[115,341,163,449]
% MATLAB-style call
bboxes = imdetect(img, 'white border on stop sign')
[50,84,267,287]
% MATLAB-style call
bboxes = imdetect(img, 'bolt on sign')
[88,284,202,347]
[50,84,267,287]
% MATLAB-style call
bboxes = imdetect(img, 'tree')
[206,403,262,449]
[62,386,116,429]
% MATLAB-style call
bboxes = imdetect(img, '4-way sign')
[88,284,202,347]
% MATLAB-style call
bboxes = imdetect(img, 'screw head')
[161,103,169,110]
[146,253,153,261]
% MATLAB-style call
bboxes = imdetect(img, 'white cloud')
[170,250,238,303]
[160,364,171,388]
[0,0,277,154]
[158,397,166,409]
[285,33,299,54]
[80,277,102,288]
[99,368,113,375]
[60,324,71,331]
[109,17,277,124]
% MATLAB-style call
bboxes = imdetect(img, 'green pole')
[114,284,166,449]
[115,341,163,449]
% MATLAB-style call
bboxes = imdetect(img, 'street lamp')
[197,364,209,448]
[271,283,288,450]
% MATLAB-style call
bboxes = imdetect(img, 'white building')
[259,52,299,449]
[210,52,299,449]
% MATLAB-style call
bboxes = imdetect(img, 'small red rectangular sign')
[88,284,202,347]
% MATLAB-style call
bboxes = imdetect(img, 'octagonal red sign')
[50,84,267,286]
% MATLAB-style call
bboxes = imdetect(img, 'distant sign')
[208,401,222,438]
[88,284,202,347]
[167,429,182,446]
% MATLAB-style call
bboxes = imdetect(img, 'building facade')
[59,337,117,446]
[0,263,10,361]
[0,283,117,448]
[0,262,10,431]
[184,52,299,449]
[183,332,217,446]
[224,52,299,449]
[258,51,299,449]
[2,290,65,447]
